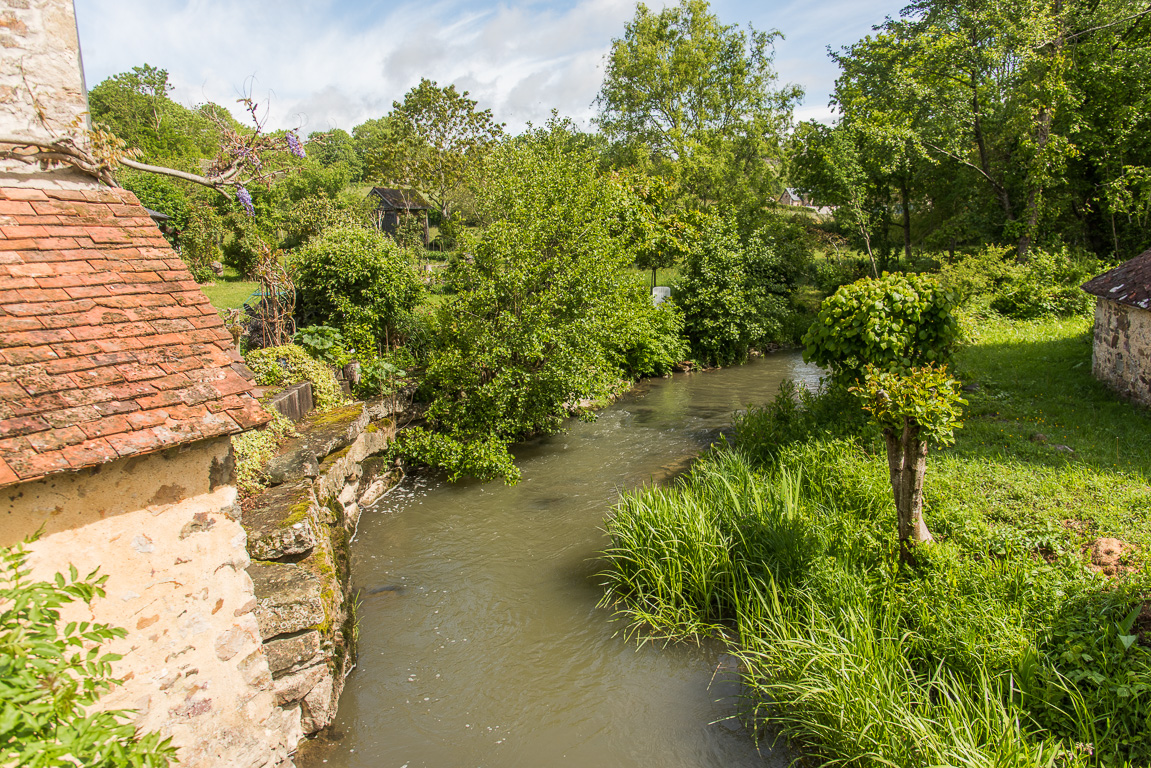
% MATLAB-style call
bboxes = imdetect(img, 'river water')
[297,352,821,768]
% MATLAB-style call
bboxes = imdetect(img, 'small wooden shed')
[1081,248,1151,407]
[369,187,430,245]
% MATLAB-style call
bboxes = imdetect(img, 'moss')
[308,404,363,427]
[278,498,313,529]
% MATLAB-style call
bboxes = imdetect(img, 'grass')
[199,266,257,311]
[600,313,1151,767]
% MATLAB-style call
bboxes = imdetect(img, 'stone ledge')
[244,481,318,561]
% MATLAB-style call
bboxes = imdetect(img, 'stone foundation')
[243,402,399,738]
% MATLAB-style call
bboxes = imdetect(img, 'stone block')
[249,561,325,640]
[243,480,317,561]
[264,630,322,676]
[272,661,328,707]
[300,671,337,734]
[263,446,319,486]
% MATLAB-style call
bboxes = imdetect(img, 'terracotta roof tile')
[0,186,270,487]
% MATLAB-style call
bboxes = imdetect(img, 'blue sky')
[73,0,907,134]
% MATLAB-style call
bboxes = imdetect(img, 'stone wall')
[1092,297,1151,407]
[11,437,296,768]
[243,402,398,738]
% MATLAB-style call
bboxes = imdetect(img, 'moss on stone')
[278,498,313,529]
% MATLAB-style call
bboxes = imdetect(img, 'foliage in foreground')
[0,546,175,768]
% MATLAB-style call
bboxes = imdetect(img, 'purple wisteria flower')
[286,131,306,159]
[237,186,254,217]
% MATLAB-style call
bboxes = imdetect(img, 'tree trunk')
[883,420,933,564]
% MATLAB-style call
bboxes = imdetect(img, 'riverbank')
[600,315,1151,767]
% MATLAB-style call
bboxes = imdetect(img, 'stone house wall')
[1092,297,1151,408]
[5,437,296,768]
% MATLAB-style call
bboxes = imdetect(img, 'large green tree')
[400,119,684,483]
[355,80,503,218]
[596,0,801,208]
[822,0,1151,261]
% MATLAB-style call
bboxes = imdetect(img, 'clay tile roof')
[1082,247,1151,312]
[0,186,271,487]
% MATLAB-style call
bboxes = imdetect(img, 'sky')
[73,0,908,135]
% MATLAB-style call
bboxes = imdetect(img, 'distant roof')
[1082,248,1151,311]
[369,187,432,211]
[0,185,270,487]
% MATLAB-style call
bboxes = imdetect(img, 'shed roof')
[369,187,432,211]
[1082,248,1151,311]
[0,185,270,487]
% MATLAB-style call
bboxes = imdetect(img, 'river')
[297,352,821,768]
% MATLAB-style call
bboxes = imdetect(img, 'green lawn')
[199,267,258,312]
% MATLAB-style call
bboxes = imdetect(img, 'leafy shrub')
[606,290,688,378]
[292,325,351,367]
[0,545,176,767]
[355,357,408,399]
[989,248,1097,320]
[293,225,423,353]
[244,344,348,411]
[938,247,1098,320]
[803,272,960,380]
[674,216,799,366]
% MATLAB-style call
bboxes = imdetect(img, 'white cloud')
[73,0,902,134]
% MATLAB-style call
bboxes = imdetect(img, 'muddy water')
[298,353,821,768]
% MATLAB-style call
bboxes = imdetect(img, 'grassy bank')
[600,315,1151,767]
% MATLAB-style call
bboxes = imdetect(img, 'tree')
[850,365,965,562]
[400,119,684,483]
[358,80,503,218]
[826,0,1151,261]
[596,0,801,207]
[0,545,176,767]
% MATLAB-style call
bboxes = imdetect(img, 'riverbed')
[297,352,821,768]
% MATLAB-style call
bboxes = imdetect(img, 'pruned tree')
[850,364,965,562]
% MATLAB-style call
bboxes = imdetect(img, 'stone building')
[1081,248,1151,407]
[2,1,297,765]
